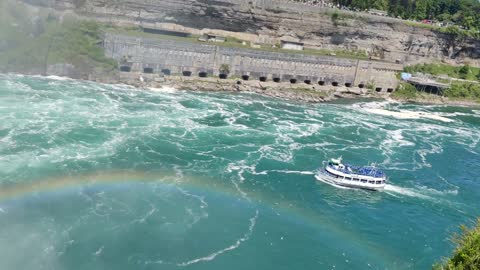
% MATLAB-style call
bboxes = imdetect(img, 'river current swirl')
[0,74,479,269]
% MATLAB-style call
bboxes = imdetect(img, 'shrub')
[219,64,230,74]
[391,83,418,99]
[443,82,480,100]
[459,64,471,79]
[433,218,480,270]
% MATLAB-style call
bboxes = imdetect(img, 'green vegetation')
[443,82,480,101]
[219,64,230,74]
[404,63,480,81]
[393,81,480,103]
[332,0,480,37]
[0,3,116,75]
[433,218,480,270]
[330,11,349,26]
[366,81,376,91]
[391,83,418,100]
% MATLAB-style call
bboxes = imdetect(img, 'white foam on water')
[382,129,415,149]
[258,144,294,163]
[415,185,459,196]
[93,246,104,256]
[30,74,72,81]
[268,170,315,175]
[148,86,178,93]
[131,204,157,224]
[363,108,454,122]
[383,184,432,200]
[176,187,209,228]
[439,111,480,118]
[176,210,259,267]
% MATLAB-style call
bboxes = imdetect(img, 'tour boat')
[315,157,387,191]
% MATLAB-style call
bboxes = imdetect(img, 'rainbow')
[0,170,393,265]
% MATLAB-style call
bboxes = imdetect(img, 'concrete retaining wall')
[104,33,402,90]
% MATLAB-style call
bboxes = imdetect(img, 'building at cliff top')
[281,40,304,51]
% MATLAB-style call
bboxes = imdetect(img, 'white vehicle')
[315,157,387,191]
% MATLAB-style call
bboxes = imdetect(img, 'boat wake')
[383,184,432,200]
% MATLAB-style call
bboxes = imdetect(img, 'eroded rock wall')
[21,0,480,66]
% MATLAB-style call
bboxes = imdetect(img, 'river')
[1,74,479,269]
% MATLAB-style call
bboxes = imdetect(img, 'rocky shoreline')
[90,72,387,103]
[5,71,479,106]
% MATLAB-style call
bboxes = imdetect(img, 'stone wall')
[104,33,402,90]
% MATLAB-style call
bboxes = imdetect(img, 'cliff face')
[20,0,480,66]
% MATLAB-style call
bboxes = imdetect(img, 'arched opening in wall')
[345,82,352,88]
[358,83,365,88]
[273,77,281,83]
[219,73,228,79]
[387,88,394,93]
[290,78,297,84]
[161,69,171,76]
[143,67,154,74]
[318,81,325,86]
[375,87,382,92]
[242,75,250,81]
[120,66,131,72]
[332,82,339,87]
[199,71,208,78]
[304,80,311,85]
[259,76,267,82]
[236,80,242,85]
[182,71,192,77]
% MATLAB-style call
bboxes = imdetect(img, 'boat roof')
[328,163,386,178]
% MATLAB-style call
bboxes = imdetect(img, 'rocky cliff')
[17,0,480,66]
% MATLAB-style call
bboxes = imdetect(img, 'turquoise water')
[0,74,479,270]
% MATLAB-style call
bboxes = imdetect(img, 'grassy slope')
[405,63,480,81]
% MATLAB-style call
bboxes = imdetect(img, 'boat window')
[361,179,367,183]
[376,181,382,184]
[368,181,375,184]
[345,177,351,181]
[353,178,359,181]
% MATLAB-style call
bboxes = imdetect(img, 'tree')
[414,0,428,20]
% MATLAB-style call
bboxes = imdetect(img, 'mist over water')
[1,74,479,269]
